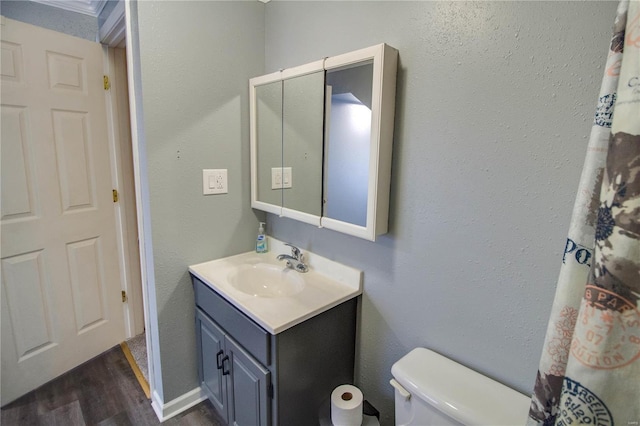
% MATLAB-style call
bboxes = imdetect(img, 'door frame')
[99,0,156,402]
[103,45,145,338]
[91,0,159,409]
[122,0,159,406]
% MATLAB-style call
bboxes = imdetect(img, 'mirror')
[255,80,282,211]
[324,61,374,227]
[250,44,397,241]
[282,71,324,217]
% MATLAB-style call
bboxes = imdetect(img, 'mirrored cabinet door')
[323,60,374,228]
[251,74,283,215]
[282,70,325,222]
[322,44,397,241]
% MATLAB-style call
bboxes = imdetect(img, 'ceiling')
[31,0,270,16]
[30,0,108,17]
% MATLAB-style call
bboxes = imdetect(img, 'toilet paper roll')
[331,384,363,426]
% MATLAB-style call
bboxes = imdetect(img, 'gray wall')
[264,1,617,423]
[135,1,264,401]
[0,0,98,41]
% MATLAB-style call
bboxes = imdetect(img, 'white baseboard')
[151,387,207,422]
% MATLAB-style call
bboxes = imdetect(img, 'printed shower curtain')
[527,1,640,425]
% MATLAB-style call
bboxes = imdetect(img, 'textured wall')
[264,2,618,424]
[136,1,265,402]
[0,0,98,41]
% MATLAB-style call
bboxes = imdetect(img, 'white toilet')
[390,348,531,425]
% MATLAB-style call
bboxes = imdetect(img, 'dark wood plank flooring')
[1,346,224,425]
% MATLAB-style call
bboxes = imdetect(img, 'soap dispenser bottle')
[256,222,267,253]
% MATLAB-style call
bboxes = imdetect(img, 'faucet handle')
[284,243,301,259]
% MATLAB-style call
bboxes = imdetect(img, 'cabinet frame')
[249,70,282,217]
[249,43,398,241]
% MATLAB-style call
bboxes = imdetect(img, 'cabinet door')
[196,309,228,423]
[226,335,271,426]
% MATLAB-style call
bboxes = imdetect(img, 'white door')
[1,17,125,405]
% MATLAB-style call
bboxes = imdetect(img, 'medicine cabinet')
[250,44,398,241]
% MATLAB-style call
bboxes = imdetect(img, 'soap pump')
[256,222,267,253]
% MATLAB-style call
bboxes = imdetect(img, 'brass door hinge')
[122,290,127,303]
[113,189,119,203]
[104,75,111,90]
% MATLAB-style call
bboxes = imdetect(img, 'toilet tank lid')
[391,348,531,426]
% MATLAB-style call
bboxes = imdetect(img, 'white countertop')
[188,238,363,334]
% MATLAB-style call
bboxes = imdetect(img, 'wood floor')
[1,345,224,425]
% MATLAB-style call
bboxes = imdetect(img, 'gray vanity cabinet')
[196,308,270,426]
[192,275,357,426]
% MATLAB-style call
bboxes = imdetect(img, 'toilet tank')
[390,348,530,426]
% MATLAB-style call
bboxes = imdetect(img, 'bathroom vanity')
[189,239,362,425]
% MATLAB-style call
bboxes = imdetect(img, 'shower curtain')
[528,1,640,425]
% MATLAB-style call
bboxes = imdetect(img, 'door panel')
[1,17,125,405]
[52,110,95,211]
[66,237,109,332]
[46,51,87,93]
[1,106,36,219]
[1,250,55,360]
[1,40,24,83]
[226,335,270,426]
[196,309,228,422]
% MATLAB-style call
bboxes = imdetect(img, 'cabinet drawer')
[193,276,270,366]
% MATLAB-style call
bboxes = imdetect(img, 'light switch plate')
[203,169,228,195]
[282,167,292,188]
[271,167,292,189]
[271,167,282,189]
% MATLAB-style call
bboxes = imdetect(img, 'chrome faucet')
[276,243,308,273]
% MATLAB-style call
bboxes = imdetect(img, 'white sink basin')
[189,237,362,334]
[228,263,305,298]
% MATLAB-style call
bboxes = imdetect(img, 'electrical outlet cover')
[203,169,228,195]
